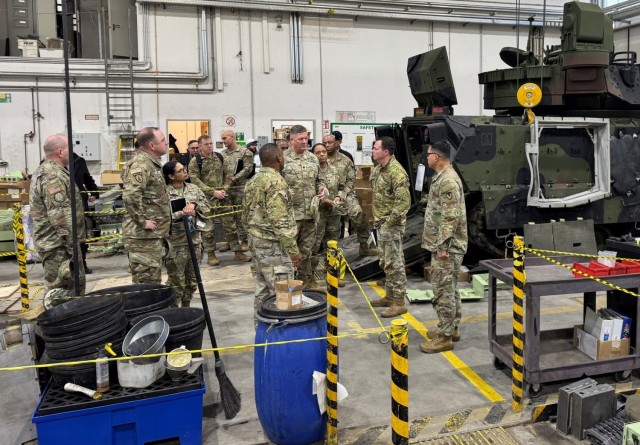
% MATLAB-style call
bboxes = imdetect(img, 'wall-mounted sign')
[0,93,12,103]
[85,114,99,120]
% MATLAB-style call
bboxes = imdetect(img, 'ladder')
[104,8,135,128]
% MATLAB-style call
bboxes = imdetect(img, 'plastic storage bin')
[32,372,204,445]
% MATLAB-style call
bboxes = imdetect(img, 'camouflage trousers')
[312,210,341,275]
[430,253,464,337]
[221,190,247,251]
[164,244,202,306]
[202,198,221,254]
[248,235,294,310]
[345,194,370,244]
[377,224,406,305]
[40,248,86,305]
[296,219,317,281]
[124,237,163,284]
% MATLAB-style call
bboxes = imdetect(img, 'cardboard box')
[355,177,370,188]
[39,49,63,58]
[355,188,372,205]
[360,203,373,225]
[573,325,630,360]
[275,279,304,310]
[0,179,30,209]
[101,170,123,185]
[423,262,470,283]
[356,166,372,180]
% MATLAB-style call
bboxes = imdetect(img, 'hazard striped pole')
[326,240,340,445]
[512,235,525,412]
[391,318,409,445]
[13,204,29,312]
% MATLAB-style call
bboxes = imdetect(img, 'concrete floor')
[1,248,630,444]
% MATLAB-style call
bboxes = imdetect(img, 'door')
[107,0,137,59]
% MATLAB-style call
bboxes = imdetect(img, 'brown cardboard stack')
[355,166,373,224]
[101,170,123,185]
[0,174,30,210]
[275,279,304,310]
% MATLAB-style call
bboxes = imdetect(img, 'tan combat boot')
[234,251,252,262]
[240,240,250,252]
[303,279,324,291]
[375,277,386,286]
[370,297,393,307]
[219,242,231,252]
[381,305,408,317]
[208,252,220,267]
[181,300,191,308]
[359,243,378,256]
[420,332,453,353]
[427,327,460,342]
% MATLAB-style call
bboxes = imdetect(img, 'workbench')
[482,255,640,396]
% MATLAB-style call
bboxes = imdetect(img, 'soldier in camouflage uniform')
[220,130,253,262]
[281,125,327,289]
[189,135,227,266]
[122,127,171,284]
[163,161,211,307]
[323,134,376,257]
[242,143,302,309]
[30,135,86,306]
[368,137,411,318]
[420,140,468,353]
[311,143,343,279]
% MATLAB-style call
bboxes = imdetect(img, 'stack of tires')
[37,294,126,386]
[85,284,175,323]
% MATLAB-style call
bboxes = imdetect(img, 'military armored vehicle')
[375,0,640,259]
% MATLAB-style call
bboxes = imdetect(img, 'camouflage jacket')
[422,165,468,254]
[242,167,299,255]
[221,146,255,188]
[30,160,86,253]
[122,151,171,239]
[371,156,411,228]
[318,163,342,213]
[327,152,355,199]
[281,149,326,221]
[188,153,224,198]
[166,182,210,247]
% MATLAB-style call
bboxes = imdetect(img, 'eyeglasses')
[175,168,187,173]
[426,152,439,158]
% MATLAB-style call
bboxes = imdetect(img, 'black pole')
[62,0,81,296]
[182,217,221,357]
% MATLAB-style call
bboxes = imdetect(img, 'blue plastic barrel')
[254,290,327,445]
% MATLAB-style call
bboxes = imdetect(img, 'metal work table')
[482,255,640,395]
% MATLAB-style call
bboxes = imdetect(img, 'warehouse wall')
[0,5,564,178]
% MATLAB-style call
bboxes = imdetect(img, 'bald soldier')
[242,143,301,309]
[122,127,172,284]
[220,130,253,261]
[30,135,86,306]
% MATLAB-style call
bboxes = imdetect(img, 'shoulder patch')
[47,186,62,195]
[130,167,143,174]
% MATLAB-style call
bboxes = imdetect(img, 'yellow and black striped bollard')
[391,318,409,445]
[512,235,526,412]
[326,240,340,445]
[13,203,29,312]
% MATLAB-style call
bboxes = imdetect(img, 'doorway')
[167,120,210,153]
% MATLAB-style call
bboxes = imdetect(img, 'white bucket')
[117,348,166,388]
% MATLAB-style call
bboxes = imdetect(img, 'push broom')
[183,217,241,419]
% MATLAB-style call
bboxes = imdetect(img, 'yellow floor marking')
[368,282,504,403]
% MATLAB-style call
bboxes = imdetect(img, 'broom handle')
[183,217,222,360]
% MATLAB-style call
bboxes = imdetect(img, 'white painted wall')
[0,3,595,182]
